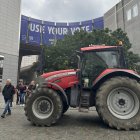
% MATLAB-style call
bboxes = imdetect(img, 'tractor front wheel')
[24,88,63,126]
[96,77,140,130]
[62,104,69,114]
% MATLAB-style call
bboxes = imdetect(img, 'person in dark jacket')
[1,79,15,118]
[16,80,22,105]
[16,79,26,106]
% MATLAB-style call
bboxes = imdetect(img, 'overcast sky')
[21,0,121,22]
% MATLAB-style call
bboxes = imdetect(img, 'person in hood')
[1,79,15,118]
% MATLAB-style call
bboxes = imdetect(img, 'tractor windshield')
[81,50,120,87]
[96,51,118,68]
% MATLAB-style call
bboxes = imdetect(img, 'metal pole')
[115,5,118,29]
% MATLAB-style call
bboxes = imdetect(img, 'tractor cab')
[78,45,126,88]
[72,45,127,112]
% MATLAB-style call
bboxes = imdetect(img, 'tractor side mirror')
[76,50,83,69]
[77,55,81,69]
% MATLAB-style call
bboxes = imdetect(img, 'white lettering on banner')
[81,26,90,32]
[63,28,68,35]
[86,26,90,32]
[48,27,68,35]
[42,26,45,34]
[49,39,55,45]
[29,23,91,35]
[70,28,76,35]
[81,26,85,30]
[70,26,90,35]
[21,35,26,40]
[48,27,55,35]
[56,28,68,35]
[55,28,62,35]
[29,36,34,41]
[29,23,45,34]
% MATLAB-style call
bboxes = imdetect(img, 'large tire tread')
[24,88,63,126]
[96,76,140,130]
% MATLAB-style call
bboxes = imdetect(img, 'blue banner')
[28,18,42,45]
[81,20,93,32]
[43,21,55,45]
[55,23,68,40]
[20,16,29,43]
[20,15,104,46]
[93,17,104,30]
[68,22,81,35]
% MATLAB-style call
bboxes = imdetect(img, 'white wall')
[21,55,38,68]
[0,0,21,86]
[0,0,21,56]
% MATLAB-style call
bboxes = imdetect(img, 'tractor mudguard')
[93,69,140,90]
[41,82,69,106]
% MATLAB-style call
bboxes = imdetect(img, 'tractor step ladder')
[79,90,90,113]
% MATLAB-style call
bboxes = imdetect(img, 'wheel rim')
[32,96,54,119]
[107,87,139,119]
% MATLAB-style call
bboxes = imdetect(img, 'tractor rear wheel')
[24,88,63,126]
[96,77,140,130]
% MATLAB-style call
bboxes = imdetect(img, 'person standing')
[16,80,26,106]
[25,81,36,103]
[16,81,21,105]
[10,87,15,107]
[28,81,36,92]
[1,79,15,118]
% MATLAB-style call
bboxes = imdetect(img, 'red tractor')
[25,45,140,130]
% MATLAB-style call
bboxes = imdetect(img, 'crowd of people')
[1,79,36,118]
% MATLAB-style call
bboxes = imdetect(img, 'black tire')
[96,77,140,130]
[62,104,69,114]
[24,88,63,126]
[25,94,28,104]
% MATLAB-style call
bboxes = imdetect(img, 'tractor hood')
[40,69,78,89]
[41,69,77,81]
